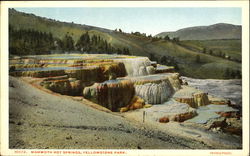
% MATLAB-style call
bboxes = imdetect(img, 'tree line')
[75,32,130,55]
[115,29,178,43]
[130,31,179,42]
[223,68,241,79]
[9,26,130,56]
[9,25,55,55]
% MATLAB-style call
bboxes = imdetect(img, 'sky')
[15,7,241,35]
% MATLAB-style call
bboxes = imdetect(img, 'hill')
[155,23,241,40]
[178,39,241,62]
[8,9,241,79]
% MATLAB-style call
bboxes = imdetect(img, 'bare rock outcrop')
[99,62,127,80]
[173,86,209,108]
[9,58,127,83]
[135,81,174,104]
[145,100,197,123]
[83,80,134,111]
[69,79,85,95]
[167,73,182,91]
[41,79,71,95]
[114,57,155,76]
[10,70,66,78]
[224,118,242,135]
[119,73,182,105]
[65,67,101,82]
[120,96,145,112]
[41,77,86,95]
[206,117,242,135]
[208,95,231,105]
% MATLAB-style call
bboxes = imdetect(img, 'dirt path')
[9,76,212,149]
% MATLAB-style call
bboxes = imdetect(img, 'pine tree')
[9,26,56,55]
[160,56,167,64]
[195,54,201,63]
[202,48,206,53]
[209,49,213,55]
[224,68,230,79]
[164,35,170,41]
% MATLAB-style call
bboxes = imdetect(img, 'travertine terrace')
[9,54,241,134]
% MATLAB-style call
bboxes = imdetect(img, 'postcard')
[1,1,249,156]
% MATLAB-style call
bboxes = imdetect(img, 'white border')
[1,1,249,156]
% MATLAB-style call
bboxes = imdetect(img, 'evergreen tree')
[9,26,56,55]
[62,34,74,52]
[122,48,130,55]
[222,53,226,58]
[172,37,180,43]
[160,56,167,64]
[223,68,230,79]
[202,48,206,53]
[195,54,201,63]
[235,70,242,79]
[230,70,236,78]
[164,35,170,41]
[75,31,129,55]
[209,49,213,55]
[76,32,90,51]
[149,53,158,62]
[117,48,122,54]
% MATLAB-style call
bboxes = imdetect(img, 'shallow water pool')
[186,104,238,124]
[14,66,93,72]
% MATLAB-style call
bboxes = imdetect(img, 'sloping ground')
[145,40,241,79]
[9,76,212,149]
[110,33,241,79]
[9,9,113,42]
[179,39,241,62]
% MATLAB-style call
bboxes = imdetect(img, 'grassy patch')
[180,39,241,62]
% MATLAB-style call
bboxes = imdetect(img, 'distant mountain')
[155,23,241,40]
